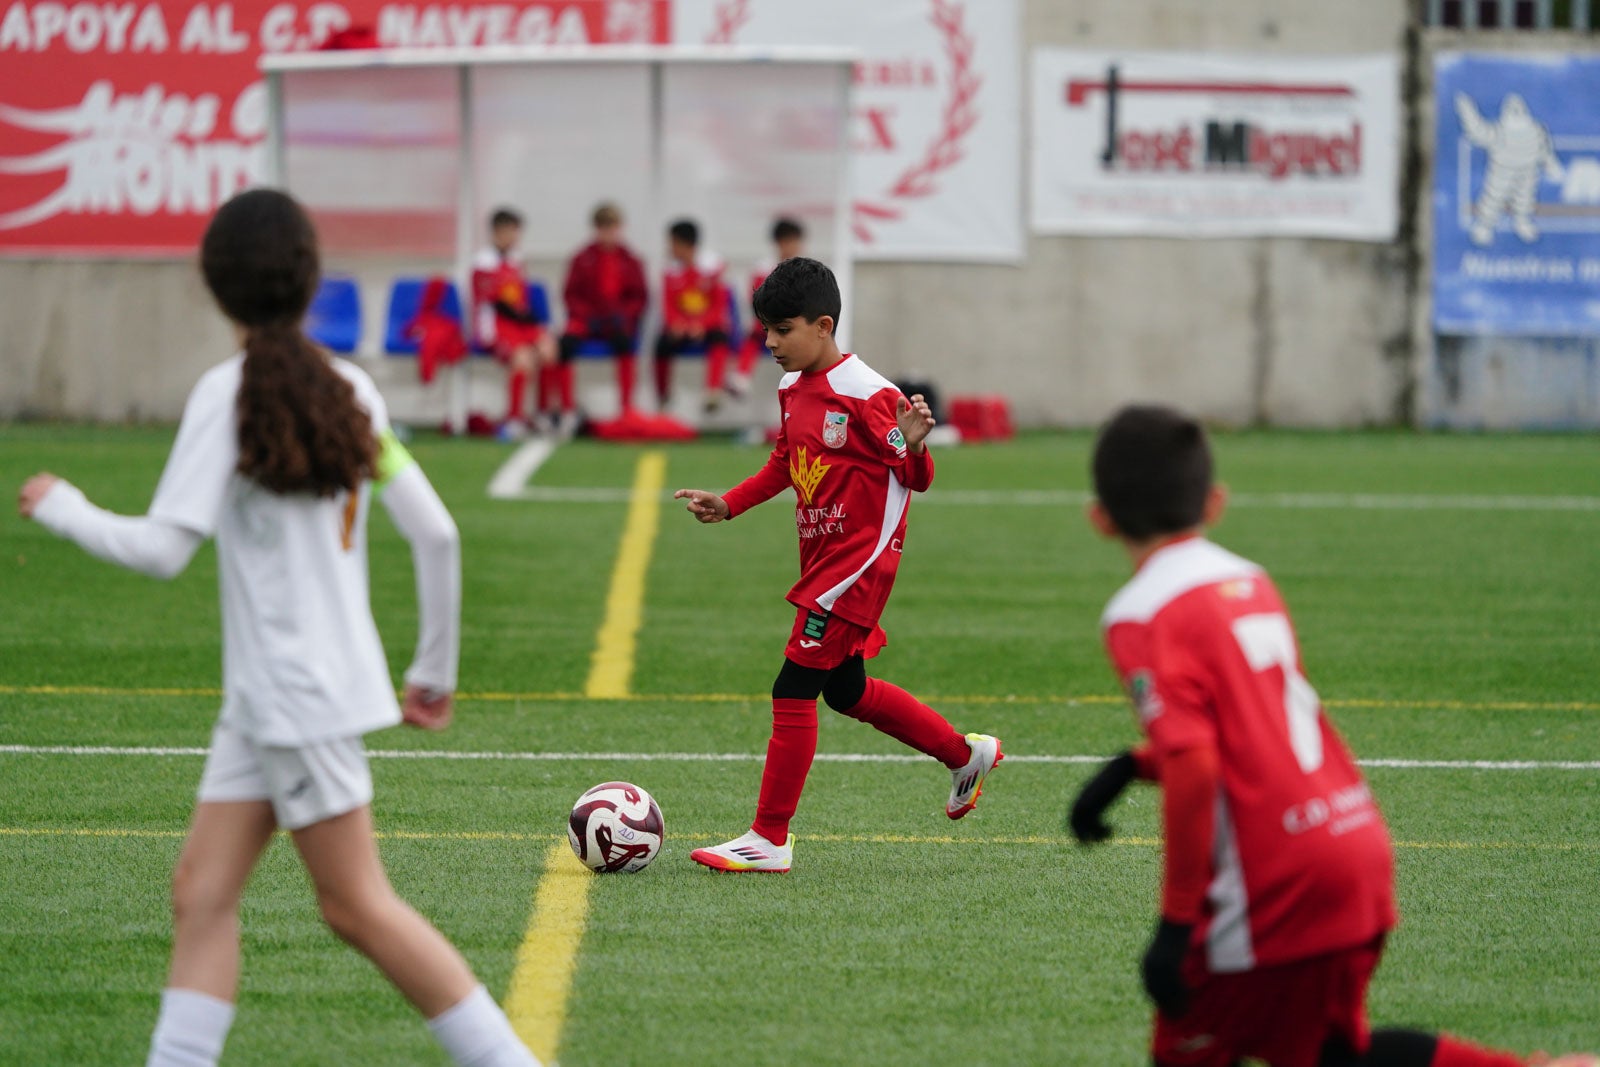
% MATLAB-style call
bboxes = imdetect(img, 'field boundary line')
[3,684,1595,714]
[503,842,595,1064]
[487,438,558,500]
[3,744,1598,770]
[2,826,1595,853]
[494,485,1600,512]
[584,451,666,699]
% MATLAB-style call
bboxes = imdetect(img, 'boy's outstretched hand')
[674,489,730,523]
[896,394,936,454]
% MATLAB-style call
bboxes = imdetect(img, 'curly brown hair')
[200,189,375,497]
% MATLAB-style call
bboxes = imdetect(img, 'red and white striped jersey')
[1102,537,1397,972]
[723,354,932,629]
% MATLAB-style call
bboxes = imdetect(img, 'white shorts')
[197,723,373,830]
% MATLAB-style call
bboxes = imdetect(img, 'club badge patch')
[1129,670,1164,724]
[822,410,849,449]
[885,426,907,456]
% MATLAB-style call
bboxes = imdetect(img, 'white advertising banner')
[1031,50,1399,240]
[673,0,1021,262]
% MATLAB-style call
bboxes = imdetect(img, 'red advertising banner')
[0,0,668,253]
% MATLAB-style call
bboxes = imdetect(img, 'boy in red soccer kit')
[656,218,734,411]
[471,208,556,437]
[559,202,648,417]
[1069,405,1594,1067]
[673,257,1002,873]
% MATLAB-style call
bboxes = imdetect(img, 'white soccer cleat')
[947,733,1003,819]
[690,829,794,873]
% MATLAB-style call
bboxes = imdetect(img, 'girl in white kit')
[18,189,540,1067]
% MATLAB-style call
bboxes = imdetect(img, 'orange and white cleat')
[947,733,1003,819]
[690,830,794,873]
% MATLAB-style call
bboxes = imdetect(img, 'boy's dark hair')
[1091,405,1213,540]
[201,188,375,498]
[771,217,804,243]
[491,207,522,229]
[668,218,699,246]
[753,257,841,328]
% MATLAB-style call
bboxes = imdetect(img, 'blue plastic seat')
[305,276,362,354]
[385,277,462,356]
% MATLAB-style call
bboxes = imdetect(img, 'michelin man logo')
[1454,91,1565,246]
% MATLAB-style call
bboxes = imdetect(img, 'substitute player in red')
[673,257,1002,874]
[1069,404,1594,1067]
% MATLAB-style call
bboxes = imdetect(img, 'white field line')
[1,745,1597,771]
[497,485,1600,512]
[487,438,558,500]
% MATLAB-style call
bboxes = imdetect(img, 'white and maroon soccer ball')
[567,781,664,873]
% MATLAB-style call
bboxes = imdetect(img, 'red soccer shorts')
[492,319,544,362]
[1152,936,1385,1067]
[784,607,887,670]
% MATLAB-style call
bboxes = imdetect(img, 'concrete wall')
[0,0,1427,427]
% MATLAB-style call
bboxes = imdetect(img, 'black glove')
[1067,750,1138,843]
[1141,919,1193,1017]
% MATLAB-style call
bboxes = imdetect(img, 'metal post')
[645,59,665,416]
[1427,0,1445,25]
[1576,0,1593,28]
[832,59,854,354]
[265,71,285,187]
[1535,0,1553,28]
[1463,0,1478,29]
[450,63,474,435]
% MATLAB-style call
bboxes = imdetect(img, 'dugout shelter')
[260,45,857,430]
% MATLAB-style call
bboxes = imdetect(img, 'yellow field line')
[3,826,1596,853]
[1,683,1595,714]
[584,451,667,699]
[497,453,667,1059]
[501,843,597,1064]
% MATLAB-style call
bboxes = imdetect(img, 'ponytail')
[235,324,376,496]
[200,189,376,497]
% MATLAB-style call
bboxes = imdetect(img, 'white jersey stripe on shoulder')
[825,354,898,401]
[778,371,802,391]
[1100,538,1263,628]
[815,470,910,613]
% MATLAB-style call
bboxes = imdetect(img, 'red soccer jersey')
[662,251,731,334]
[1102,537,1397,973]
[723,354,933,629]
[472,247,542,349]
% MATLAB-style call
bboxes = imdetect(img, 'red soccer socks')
[750,698,818,846]
[845,678,971,769]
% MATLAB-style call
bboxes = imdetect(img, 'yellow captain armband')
[375,429,418,491]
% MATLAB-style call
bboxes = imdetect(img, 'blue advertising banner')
[1434,52,1600,336]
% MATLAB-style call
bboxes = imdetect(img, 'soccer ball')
[567,781,664,873]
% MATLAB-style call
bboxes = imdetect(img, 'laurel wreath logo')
[705,0,983,245]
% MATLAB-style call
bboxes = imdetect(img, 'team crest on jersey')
[822,410,849,448]
[1128,670,1164,724]
[885,426,907,456]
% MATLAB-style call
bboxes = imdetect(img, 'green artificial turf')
[0,424,1596,1065]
